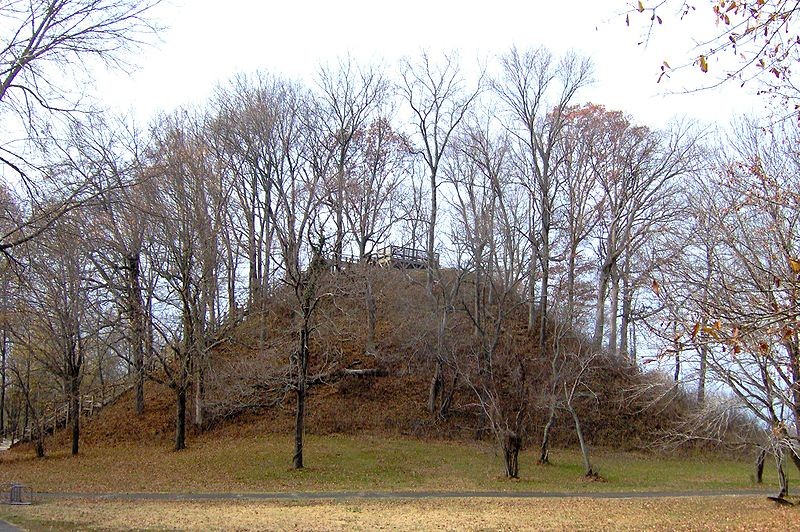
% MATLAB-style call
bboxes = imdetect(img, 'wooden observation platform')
[341,245,439,270]
[375,245,439,269]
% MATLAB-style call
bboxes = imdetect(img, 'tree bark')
[592,259,611,350]
[293,385,306,469]
[293,317,310,469]
[365,274,376,355]
[539,403,556,464]
[0,329,6,437]
[568,402,592,476]
[426,172,437,293]
[194,353,205,429]
[126,254,145,416]
[428,359,443,415]
[70,385,80,456]
[697,342,708,403]
[503,431,521,478]
[608,264,620,356]
[756,448,766,484]
[174,387,186,451]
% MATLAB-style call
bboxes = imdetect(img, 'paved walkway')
[0,521,18,532]
[36,488,775,501]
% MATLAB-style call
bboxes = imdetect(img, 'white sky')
[95,0,768,129]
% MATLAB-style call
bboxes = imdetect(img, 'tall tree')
[316,58,388,268]
[493,46,592,355]
[399,51,480,414]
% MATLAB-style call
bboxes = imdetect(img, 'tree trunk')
[776,450,788,498]
[426,173,437,293]
[566,243,578,327]
[474,262,482,338]
[293,385,306,469]
[539,403,556,465]
[174,387,186,451]
[365,274,376,355]
[35,418,45,459]
[71,388,80,456]
[428,359,443,415]
[619,252,633,360]
[568,403,592,476]
[539,192,550,356]
[697,342,708,403]
[592,261,611,350]
[608,265,620,356]
[0,329,6,437]
[293,325,310,470]
[194,354,205,429]
[756,448,766,484]
[503,431,522,478]
[127,254,146,416]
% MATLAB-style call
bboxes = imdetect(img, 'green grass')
[0,433,795,495]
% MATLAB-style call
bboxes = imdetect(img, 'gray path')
[0,520,19,532]
[36,488,775,502]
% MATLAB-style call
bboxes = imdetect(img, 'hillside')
[37,266,723,457]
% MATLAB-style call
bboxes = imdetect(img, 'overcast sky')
[95,0,766,128]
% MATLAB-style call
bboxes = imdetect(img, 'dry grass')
[0,496,796,531]
[0,433,795,495]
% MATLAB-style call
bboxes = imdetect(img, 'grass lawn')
[0,496,797,531]
[0,433,795,494]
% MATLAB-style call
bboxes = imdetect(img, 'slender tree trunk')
[619,252,633,360]
[293,385,306,469]
[503,431,521,478]
[365,274,376,355]
[568,402,592,476]
[428,307,449,416]
[428,359,443,415]
[474,261,482,338]
[776,450,788,498]
[70,387,79,456]
[0,329,6,437]
[592,261,611,350]
[194,350,205,429]
[608,265,620,356]
[334,152,346,270]
[293,326,309,469]
[426,173,437,293]
[127,254,145,416]
[35,416,44,458]
[566,243,578,327]
[527,266,537,332]
[756,448,766,484]
[23,359,30,439]
[697,342,708,403]
[539,402,556,464]
[539,193,550,356]
[175,387,186,451]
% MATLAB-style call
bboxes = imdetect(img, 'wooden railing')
[339,245,439,270]
[14,378,134,443]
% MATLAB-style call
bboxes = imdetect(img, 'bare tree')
[316,57,388,268]
[344,117,408,354]
[0,0,162,257]
[655,118,800,498]
[61,114,152,415]
[493,46,592,355]
[449,118,532,476]
[16,213,100,455]
[585,108,693,354]
[399,51,480,290]
[146,110,231,448]
[399,51,480,414]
